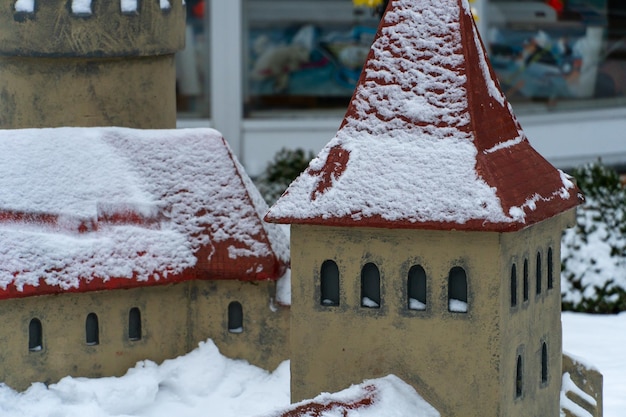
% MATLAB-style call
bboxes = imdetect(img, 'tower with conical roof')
[266,0,582,416]
[0,0,185,129]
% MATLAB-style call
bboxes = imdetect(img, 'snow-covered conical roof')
[266,0,581,232]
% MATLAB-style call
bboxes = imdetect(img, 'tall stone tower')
[0,0,185,128]
[266,0,582,416]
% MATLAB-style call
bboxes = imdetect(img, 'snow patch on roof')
[270,130,511,225]
[484,135,524,154]
[0,127,287,292]
[266,375,440,417]
[468,6,506,105]
[345,0,469,136]
[507,169,576,222]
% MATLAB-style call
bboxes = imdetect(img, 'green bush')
[255,148,314,205]
[561,162,626,313]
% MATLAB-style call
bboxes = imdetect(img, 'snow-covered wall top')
[266,0,582,232]
[0,127,288,299]
[13,0,183,14]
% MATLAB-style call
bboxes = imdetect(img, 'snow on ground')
[0,313,622,417]
[562,312,626,417]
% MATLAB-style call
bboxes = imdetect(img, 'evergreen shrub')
[561,162,626,313]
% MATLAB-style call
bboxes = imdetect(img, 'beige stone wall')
[0,279,289,390]
[0,0,185,129]
[0,56,177,129]
[499,212,575,417]
[289,225,503,416]
[290,213,574,417]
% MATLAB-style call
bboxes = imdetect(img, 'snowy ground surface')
[0,312,622,417]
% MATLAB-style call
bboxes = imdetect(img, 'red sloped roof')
[262,375,440,417]
[266,0,582,232]
[0,127,288,299]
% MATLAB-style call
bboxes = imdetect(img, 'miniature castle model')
[0,0,289,389]
[0,0,604,416]
[266,0,599,416]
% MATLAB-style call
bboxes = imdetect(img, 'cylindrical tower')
[0,0,185,129]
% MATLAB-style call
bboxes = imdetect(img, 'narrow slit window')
[541,342,548,384]
[536,252,542,295]
[320,260,340,306]
[408,265,427,311]
[129,307,142,341]
[85,313,99,345]
[523,259,529,302]
[361,263,381,308]
[547,247,554,290]
[28,318,43,352]
[448,267,468,313]
[511,264,518,307]
[228,301,243,333]
[516,355,523,398]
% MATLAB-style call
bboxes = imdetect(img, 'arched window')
[448,267,468,313]
[407,265,427,310]
[129,307,142,341]
[228,301,243,333]
[361,263,380,308]
[85,313,99,346]
[547,247,554,290]
[320,260,340,306]
[510,264,518,307]
[28,318,43,352]
[536,252,542,295]
[541,342,548,384]
[516,355,523,398]
[523,259,529,302]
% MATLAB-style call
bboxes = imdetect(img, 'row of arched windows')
[28,301,249,351]
[510,247,554,308]
[515,341,549,399]
[320,260,469,313]
[28,307,142,352]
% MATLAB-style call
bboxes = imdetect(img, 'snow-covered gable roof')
[0,127,289,299]
[263,375,440,417]
[266,0,582,232]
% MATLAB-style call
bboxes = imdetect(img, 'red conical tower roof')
[266,0,582,232]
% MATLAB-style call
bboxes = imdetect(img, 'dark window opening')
[547,247,554,290]
[28,318,43,352]
[542,342,548,384]
[85,313,99,346]
[523,259,529,302]
[408,265,427,311]
[448,267,468,313]
[361,263,381,308]
[536,252,542,295]
[516,355,523,398]
[511,264,518,307]
[129,307,142,341]
[320,260,340,306]
[228,301,244,333]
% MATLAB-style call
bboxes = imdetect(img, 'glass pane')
[486,0,626,112]
[176,1,209,117]
[244,0,381,114]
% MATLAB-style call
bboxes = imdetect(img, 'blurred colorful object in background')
[352,0,385,7]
